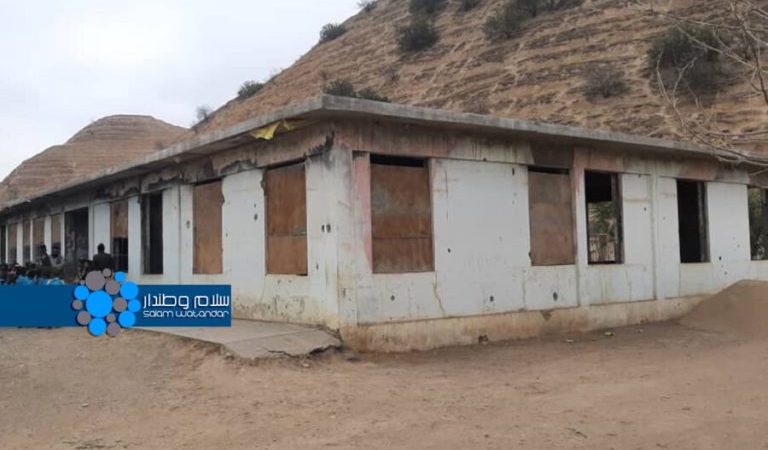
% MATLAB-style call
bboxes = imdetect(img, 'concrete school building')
[2,95,768,351]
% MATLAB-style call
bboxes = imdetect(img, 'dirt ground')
[2,315,768,450]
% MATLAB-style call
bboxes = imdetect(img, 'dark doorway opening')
[65,208,89,265]
[142,192,164,275]
[51,214,62,261]
[111,200,129,272]
[677,180,709,263]
[7,224,17,264]
[0,225,6,264]
[749,187,768,260]
[585,171,623,264]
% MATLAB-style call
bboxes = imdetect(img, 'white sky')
[0,0,360,179]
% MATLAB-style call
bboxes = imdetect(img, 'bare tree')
[633,0,768,165]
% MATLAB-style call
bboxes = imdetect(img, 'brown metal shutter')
[371,161,434,273]
[266,164,308,275]
[111,200,129,239]
[528,170,576,266]
[193,181,225,274]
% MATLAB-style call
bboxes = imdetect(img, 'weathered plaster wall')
[1,119,767,351]
[114,157,343,327]
[576,172,655,306]
[127,196,142,277]
[345,153,666,326]
[333,122,766,350]
[347,158,581,325]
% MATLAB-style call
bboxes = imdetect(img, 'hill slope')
[0,115,186,206]
[195,0,766,154]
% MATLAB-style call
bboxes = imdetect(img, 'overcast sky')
[0,0,360,179]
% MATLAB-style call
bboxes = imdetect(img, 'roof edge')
[0,95,746,214]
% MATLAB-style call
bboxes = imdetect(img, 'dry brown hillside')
[2,0,765,209]
[196,0,767,154]
[0,115,185,205]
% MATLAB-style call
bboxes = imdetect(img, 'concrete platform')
[140,319,341,359]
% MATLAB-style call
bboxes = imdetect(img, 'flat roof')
[0,95,755,214]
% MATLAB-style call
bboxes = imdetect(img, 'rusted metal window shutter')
[110,200,129,239]
[371,159,434,273]
[265,163,308,275]
[528,169,576,266]
[193,181,225,274]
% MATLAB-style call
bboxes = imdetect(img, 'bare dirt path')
[1,321,767,450]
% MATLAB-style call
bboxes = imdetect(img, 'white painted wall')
[676,181,752,296]
[342,154,764,326]
[221,170,267,309]
[127,196,142,276]
[114,158,343,326]
[433,159,528,316]
[163,186,182,284]
[43,216,51,254]
[3,144,768,332]
[656,176,681,298]
[708,182,751,285]
[350,158,580,325]
[16,222,22,264]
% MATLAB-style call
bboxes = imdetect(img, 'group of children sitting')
[1,243,116,286]
[0,263,66,286]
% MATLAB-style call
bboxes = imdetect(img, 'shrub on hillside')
[522,0,583,16]
[583,65,629,100]
[323,79,357,97]
[237,80,264,100]
[541,0,584,12]
[319,23,347,43]
[323,79,390,102]
[516,0,542,17]
[358,0,377,13]
[357,88,390,102]
[409,0,447,15]
[484,1,526,40]
[484,0,584,40]
[398,20,440,53]
[194,105,213,127]
[648,25,728,92]
[458,0,481,12]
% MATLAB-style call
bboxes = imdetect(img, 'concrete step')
[139,319,341,359]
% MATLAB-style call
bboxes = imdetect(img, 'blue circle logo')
[72,271,139,337]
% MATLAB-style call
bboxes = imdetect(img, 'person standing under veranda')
[37,244,52,268]
[50,244,63,269]
[92,243,114,272]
